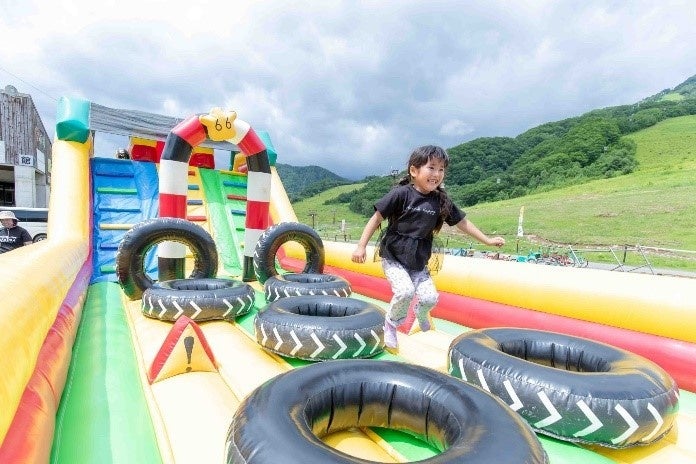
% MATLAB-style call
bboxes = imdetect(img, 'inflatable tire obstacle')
[254,295,384,360]
[448,328,679,448]
[263,273,351,302]
[116,218,218,300]
[226,359,548,464]
[253,222,324,284]
[142,278,255,322]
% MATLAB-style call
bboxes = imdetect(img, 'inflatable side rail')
[158,108,270,282]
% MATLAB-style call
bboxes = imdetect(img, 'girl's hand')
[488,236,505,247]
[352,246,367,263]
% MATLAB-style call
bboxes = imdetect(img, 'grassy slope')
[293,116,696,270]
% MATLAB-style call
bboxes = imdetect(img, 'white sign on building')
[19,154,34,167]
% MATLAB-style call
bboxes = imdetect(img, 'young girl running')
[351,145,505,350]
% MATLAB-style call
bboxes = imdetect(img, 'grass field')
[292,115,696,272]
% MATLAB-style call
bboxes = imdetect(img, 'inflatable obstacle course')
[2,98,695,463]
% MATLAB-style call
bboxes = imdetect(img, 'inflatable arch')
[158,107,270,281]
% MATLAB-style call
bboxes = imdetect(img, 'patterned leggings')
[381,258,439,326]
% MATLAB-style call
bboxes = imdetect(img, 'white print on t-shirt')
[405,205,437,215]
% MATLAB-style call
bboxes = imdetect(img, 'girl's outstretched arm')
[455,218,505,247]
[352,211,384,263]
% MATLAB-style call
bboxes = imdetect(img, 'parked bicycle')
[517,246,588,268]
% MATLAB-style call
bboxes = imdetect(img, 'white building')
[0,85,52,207]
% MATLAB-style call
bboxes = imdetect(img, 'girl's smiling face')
[409,157,446,194]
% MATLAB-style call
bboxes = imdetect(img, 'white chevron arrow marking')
[332,334,347,359]
[353,333,366,357]
[290,330,303,356]
[310,333,325,358]
[259,324,268,345]
[641,403,664,442]
[458,359,467,381]
[476,369,490,392]
[172,300,184,319]
[145,296,154,315]
[369,330,380,354]
[273,327,283,351]
[611,404,639,444]
[573,400,603,437]
[222,299,234,317]
[189,301,202,319]
[157,300,168,318]
[503,380,524,411]
[534,392,562,428]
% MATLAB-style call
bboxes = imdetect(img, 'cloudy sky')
[1,1,695,179]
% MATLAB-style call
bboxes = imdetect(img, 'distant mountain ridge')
[278,73,696,214]
[275,163,349,201]
[339,73,696,216]
[644,74,696,102]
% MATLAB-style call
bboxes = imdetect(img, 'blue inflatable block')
[56,97,91,142]
[257,130,278,165]
[92,158,136,177]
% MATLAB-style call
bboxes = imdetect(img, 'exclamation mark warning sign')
[148,316,218,383]
[184,336,194,372]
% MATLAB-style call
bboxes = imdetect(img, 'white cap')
[0,210,18,221]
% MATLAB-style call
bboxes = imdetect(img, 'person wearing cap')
[0,210,33,253]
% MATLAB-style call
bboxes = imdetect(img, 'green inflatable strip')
[219,171,250,265]
[51,282,162,464]
[539,436,615,464]
[198,168,241,273]
[679,389,696,416]
[99,264,115,274]
[96,186,138,195]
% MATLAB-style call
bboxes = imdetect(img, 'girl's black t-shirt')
[375,184,464,271]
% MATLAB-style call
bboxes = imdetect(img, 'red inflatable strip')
[227,194,247,201]
[172,116,207,147]
[245,200,270,230]
[0,259,91,463]
[237,129,265,156]
[279,256,696,392]
[159,192,187,218]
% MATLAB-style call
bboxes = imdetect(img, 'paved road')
[463,250,696,279]
[585,260,696,279]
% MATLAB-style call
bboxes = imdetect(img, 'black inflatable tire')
[226,359,548,463]
[253,222,324,284]
[141,278,255,322]
[448,328,679,448]
[116,218,218,300]
[263,273,351,302]
[254,295,384,360]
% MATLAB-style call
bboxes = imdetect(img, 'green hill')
[275,163,349,201]
[293,116,696,271]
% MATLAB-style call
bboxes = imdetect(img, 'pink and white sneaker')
[384,321,398,350]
